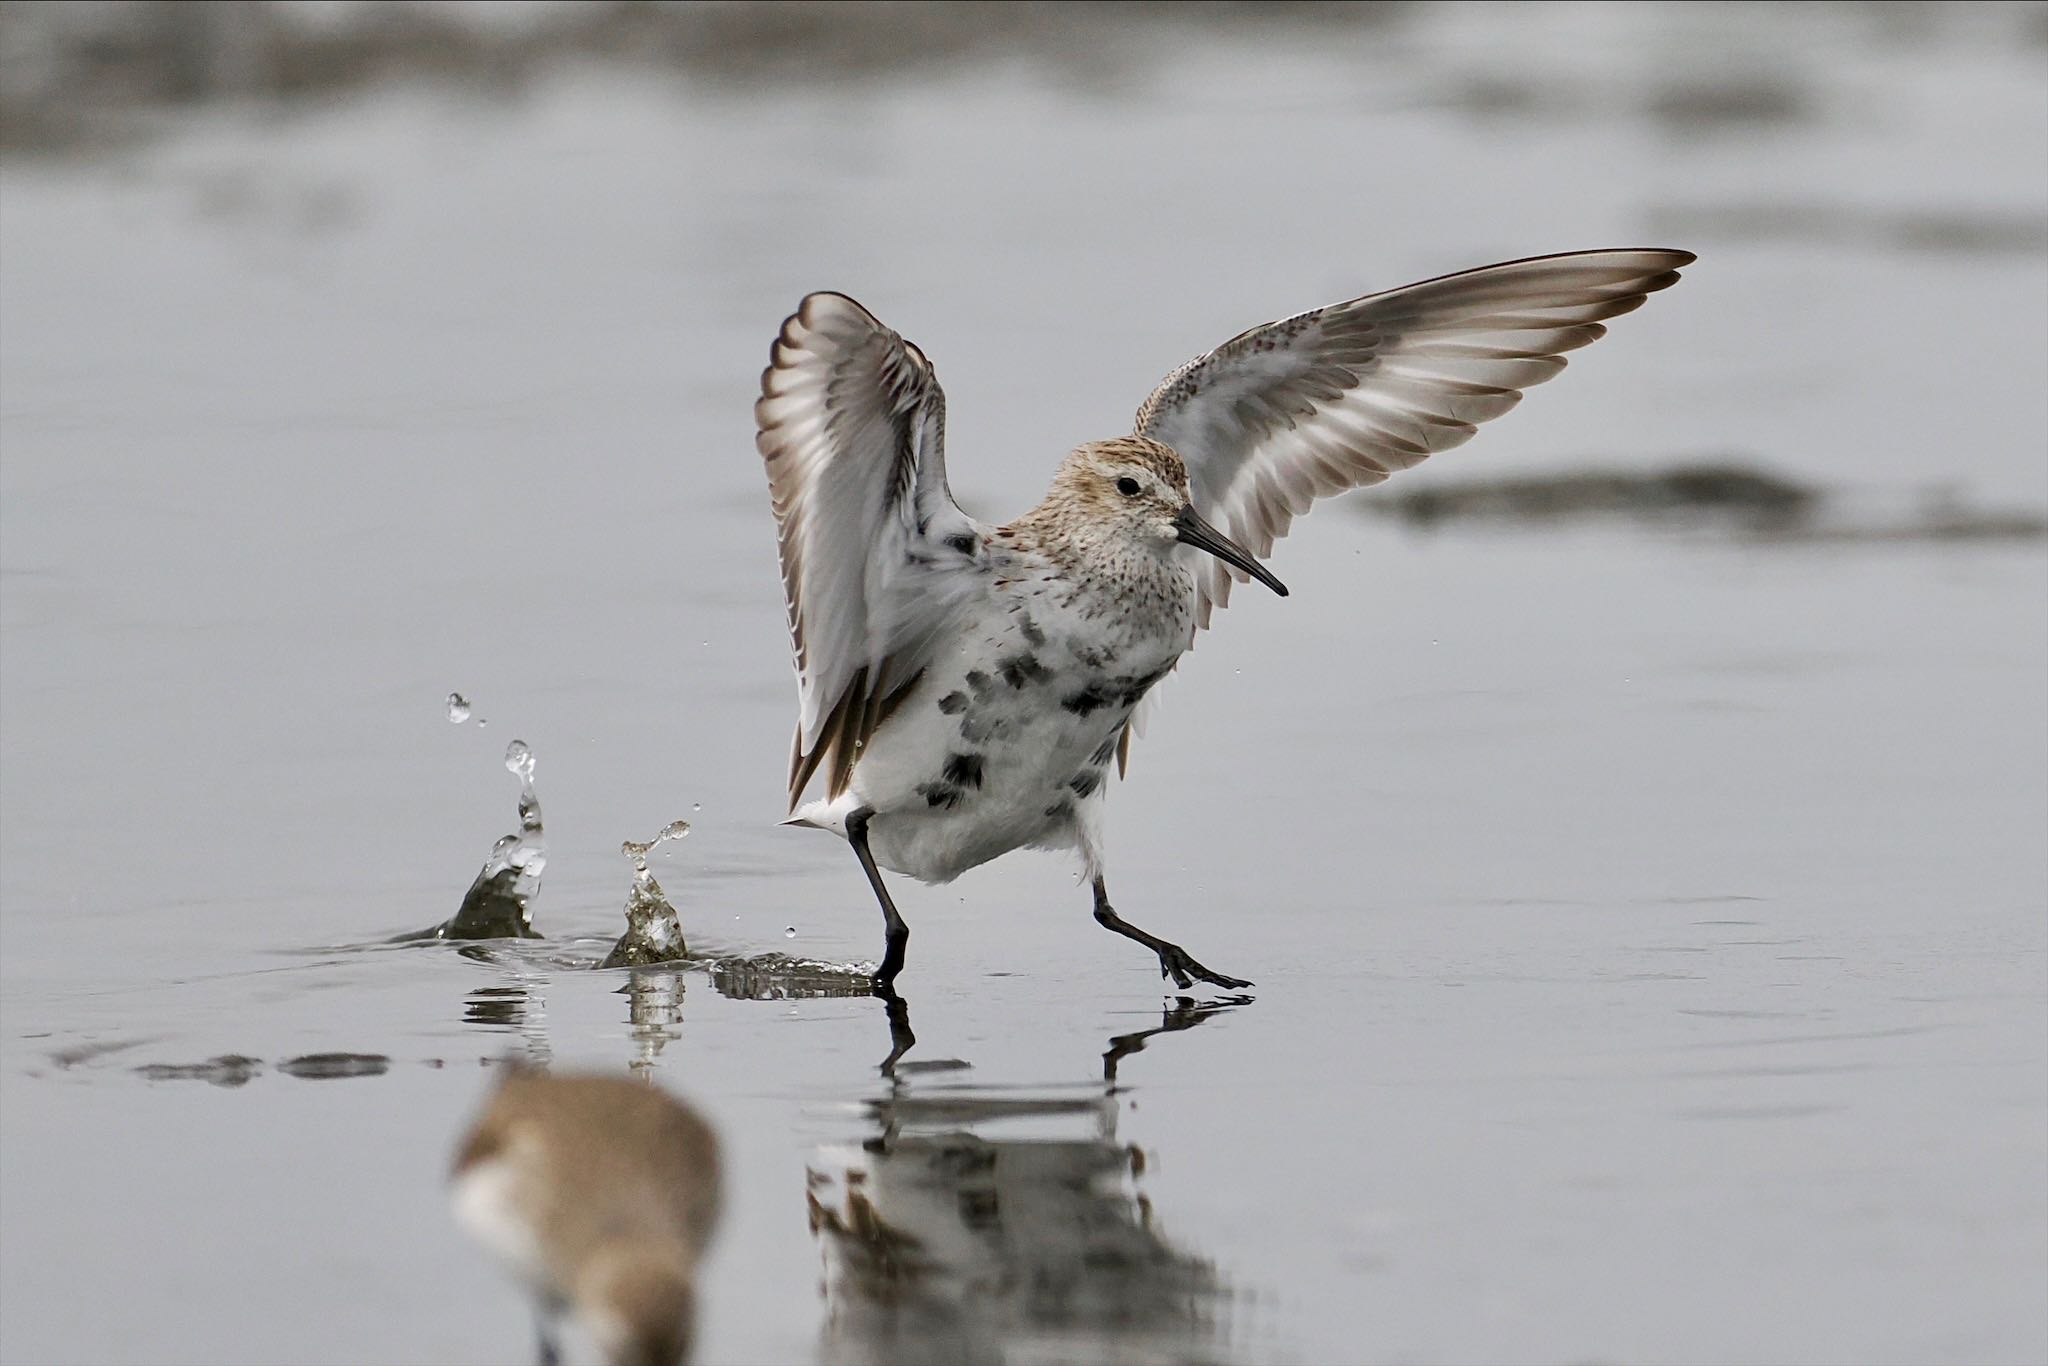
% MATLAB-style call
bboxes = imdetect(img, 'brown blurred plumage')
[450,1069,722,1366]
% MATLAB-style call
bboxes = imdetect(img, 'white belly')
[818,596,1184,884]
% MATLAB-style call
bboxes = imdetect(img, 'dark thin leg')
[846,808,909,992]
[535,1310,561,1366]
[1092,875,1252,991]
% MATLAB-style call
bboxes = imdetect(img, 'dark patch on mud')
[0,1,1414,153]
[132,1052,395,1084]
[1358,462,2047,544]
[135,1055,264,1087]
[275,1052,391,1080]
[1364,463,1818,530]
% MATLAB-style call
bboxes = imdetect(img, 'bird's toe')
[1178,952,1251,991]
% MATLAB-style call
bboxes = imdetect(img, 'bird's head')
[1054,437,1287,596]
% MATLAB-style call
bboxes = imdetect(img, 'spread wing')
[757,292,981,810]
[1135,248,1696,630]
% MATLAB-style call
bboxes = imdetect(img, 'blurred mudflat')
[2,5,2044,1364]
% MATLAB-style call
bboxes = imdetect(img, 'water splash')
[432,739,547,940]
[445,692,471,723]
[599,819,692,968]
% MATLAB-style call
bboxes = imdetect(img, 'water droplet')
[445,693,471,723]
[691,803,702,813]
[784,925,797,938]
[659,819,691,842]
[504,741,534,780]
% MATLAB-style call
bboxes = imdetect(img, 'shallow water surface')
[3,7,2045,1364]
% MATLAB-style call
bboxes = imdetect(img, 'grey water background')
[3,3,2045,1363]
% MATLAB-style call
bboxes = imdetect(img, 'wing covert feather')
[1135,248,1695,629]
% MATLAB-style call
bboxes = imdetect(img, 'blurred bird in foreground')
[450,1068,722,1366]
[757,249,1694,992]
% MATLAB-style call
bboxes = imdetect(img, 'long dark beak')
[1174,505,1289,597]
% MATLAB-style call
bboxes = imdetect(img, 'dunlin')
[451,1069,722,1366]
[757,249,1693,991]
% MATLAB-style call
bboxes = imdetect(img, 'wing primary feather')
[1121,248,1694,762]
[757,293,977,810]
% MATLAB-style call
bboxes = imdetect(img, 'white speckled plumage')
[755,250,1694,989]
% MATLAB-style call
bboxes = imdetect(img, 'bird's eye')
[1115,477,1141,497]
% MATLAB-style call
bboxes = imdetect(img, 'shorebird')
[757,248,1693,991]
[451,1068,722,1366]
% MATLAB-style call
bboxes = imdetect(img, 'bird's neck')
[1001,499,1195,646]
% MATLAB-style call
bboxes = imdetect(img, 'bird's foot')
[873,926,907,994]
[1155,944,1253,991]
[874,986,916,1076]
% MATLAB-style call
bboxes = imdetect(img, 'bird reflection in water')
[464,984,530,1029]
[455,969,691,1080]
[460,968,553,1067]
[806,991,1250,1366]
[621,970,686,1077]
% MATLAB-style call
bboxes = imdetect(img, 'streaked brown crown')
[1064,435,1187,489]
